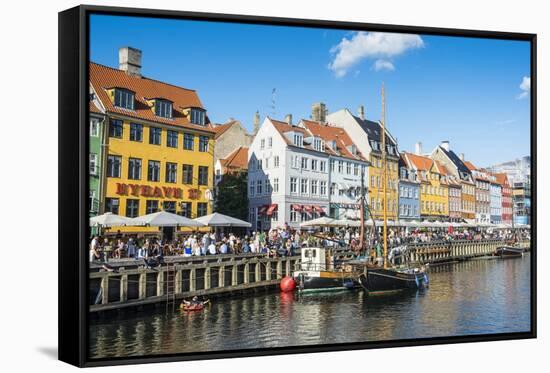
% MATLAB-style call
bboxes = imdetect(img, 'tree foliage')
[215,172,248,221]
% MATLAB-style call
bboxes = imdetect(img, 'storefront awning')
[303,205,313,213]
[266,204,278,216]
[258,205,268,215]
[313,205,325,214]
[291,204,303,211]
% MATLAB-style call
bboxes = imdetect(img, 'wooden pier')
[89,239,530,312]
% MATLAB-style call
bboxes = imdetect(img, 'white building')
[248,117,330,231]
[300,119,369,220]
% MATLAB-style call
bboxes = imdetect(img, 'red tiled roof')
[464,161,477,171]
[89,62,214,133]
[301,119,366,161]
[494,173,509,186]
[211,120,238,139]
[89,101,103,114]
[220,146,248,172]
[403,152,433,171]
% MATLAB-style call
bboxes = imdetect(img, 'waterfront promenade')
[89,238,530,312]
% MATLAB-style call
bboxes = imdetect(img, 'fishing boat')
[292,246,360,292]
[357,83,429,295]
[494,246,524,258]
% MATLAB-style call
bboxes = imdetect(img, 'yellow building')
[403,152,449,220]
[90,48,215,236]
[368,153,399,220]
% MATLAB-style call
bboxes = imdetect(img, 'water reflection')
[89,255,531,359]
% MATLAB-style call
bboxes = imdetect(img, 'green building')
[89,98,106,235]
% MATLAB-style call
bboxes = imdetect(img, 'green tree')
[215,172,248,221]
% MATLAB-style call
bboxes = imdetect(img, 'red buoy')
[280,276,296,292]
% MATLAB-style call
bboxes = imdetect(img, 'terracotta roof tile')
[403,152,433,171]
[494,173,509,186]
[212,120,238,139]
[220,146,248,172]
[89,100,103,114]
[463,161,477,171]
[89,62,214,133]
[301,119,366,161]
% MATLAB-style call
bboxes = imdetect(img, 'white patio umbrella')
[300,216,336,227]
[132,211,204,227]
[89,212,136,227]
[194,212,252,227]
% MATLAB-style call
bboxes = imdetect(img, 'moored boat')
[358,266,428,294]
[495,246,524,258]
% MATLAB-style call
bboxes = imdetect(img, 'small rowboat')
[495,246,524,258]
[180,299,209,312]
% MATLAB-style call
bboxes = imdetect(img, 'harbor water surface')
[89,255,531,358]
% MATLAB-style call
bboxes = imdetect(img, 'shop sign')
[115,183,183,199]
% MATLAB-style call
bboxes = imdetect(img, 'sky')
[89,14,531,166]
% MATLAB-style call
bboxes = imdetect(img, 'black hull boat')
[495,246,525,258]
[294,270,359,293]
[358,267,428,295]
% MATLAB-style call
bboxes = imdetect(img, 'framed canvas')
[58,4,536,367]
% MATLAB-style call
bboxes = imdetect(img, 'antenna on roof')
[270,88,277,118]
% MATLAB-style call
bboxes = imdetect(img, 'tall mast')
[381,83,388,269]
[359,167,365,251]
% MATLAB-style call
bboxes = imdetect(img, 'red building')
[495,173,513,225]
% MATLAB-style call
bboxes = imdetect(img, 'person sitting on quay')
[207,240,217,255]
[114,238,125,259]
[219,239,229,254]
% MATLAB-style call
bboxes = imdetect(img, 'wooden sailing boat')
[358,83,429,294]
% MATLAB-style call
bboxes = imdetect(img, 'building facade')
[327,108,399,220]
[495,173,513,225]
[212,118,254,184]
[430,142,475,220]
[489,174,502,224]
[465,161,491,224]
[397,155,420,221]
[402,152,449,221]
[447,175,462,222]
[90,47,215,235]
[513,181,531,225]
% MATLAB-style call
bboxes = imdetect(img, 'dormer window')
[155,99,173,118]
[349,144,357,155]
[293,133,303,147]
[331,140,337,150]
[190,108,206,125]
[114,88,135,110]
[313,137,324,151]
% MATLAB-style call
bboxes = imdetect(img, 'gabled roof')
[268,118,317,151]
[89,62,214,133]
[350,113,398,147]
[219,146,249,172]
[301,119,367,161]
[494,173,510,186]
[464,161,477,171]
[404,152,433,171]
[212,120,239,139]
[438,146,471,176]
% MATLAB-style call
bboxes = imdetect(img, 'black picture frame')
[58,4,537,367]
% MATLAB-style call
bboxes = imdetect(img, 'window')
[146,200,159,214]
[313,137,323,151]
[167,130,178,148]
[89,190,96,212]
[128,158,142,180]
[105,198,119,214]
[90,118,99,137]
[290,210,297,222]
[149,127,161,145]
[268,137,273,148]
[273,178,279,193]
[292,156,300,169]
[109,119,123,138]
[180,202,192,218]
[320,161,326,173]
[301,157,308,170]
[293,133,303,147]
[260,139,265,149]
[166,162,177,183]
[182,164,193,184]
[114,89,134,110]
[126,199,140,218]
[199,136,209,152]
[274,156,279,167]
[256,180,262,194]
[320,181,327,196]
[249,208,256,224]
[184,133,194,150]
[107,155,121,178]
[155,100,172,118]
[311,180,318,195]
[311,159,318,171]
[354,163,359,176]
[265,179,271,193]
[130,123,143,142]
[198,166,208,185]
[249,181,255,196]
[148,160,160,182]
[290,178,297,194]
[330,183,336,196]
[190,108,206,125]
[301,179,308,195]
[330,160,335,172]
[163,201,176,213]
[89,153,98,175]
[338,161,343,173]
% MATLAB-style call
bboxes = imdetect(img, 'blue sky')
[90,14,531,166]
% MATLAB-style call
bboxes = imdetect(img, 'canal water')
[89,255,531,359]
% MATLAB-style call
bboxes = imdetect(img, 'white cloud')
[328,31,424,77]
[373,59,395,71]
[516,76,530,99]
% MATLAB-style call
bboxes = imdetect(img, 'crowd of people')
[89,225,530,264]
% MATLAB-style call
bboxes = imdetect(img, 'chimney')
[460,153,465,161]
[284,114,293,125]
[311,102,327,123]
[415,142,422,155]
[253,110,260,134]
[358,105,365,120]
[119,47,142,77]
[441,140,450,151]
